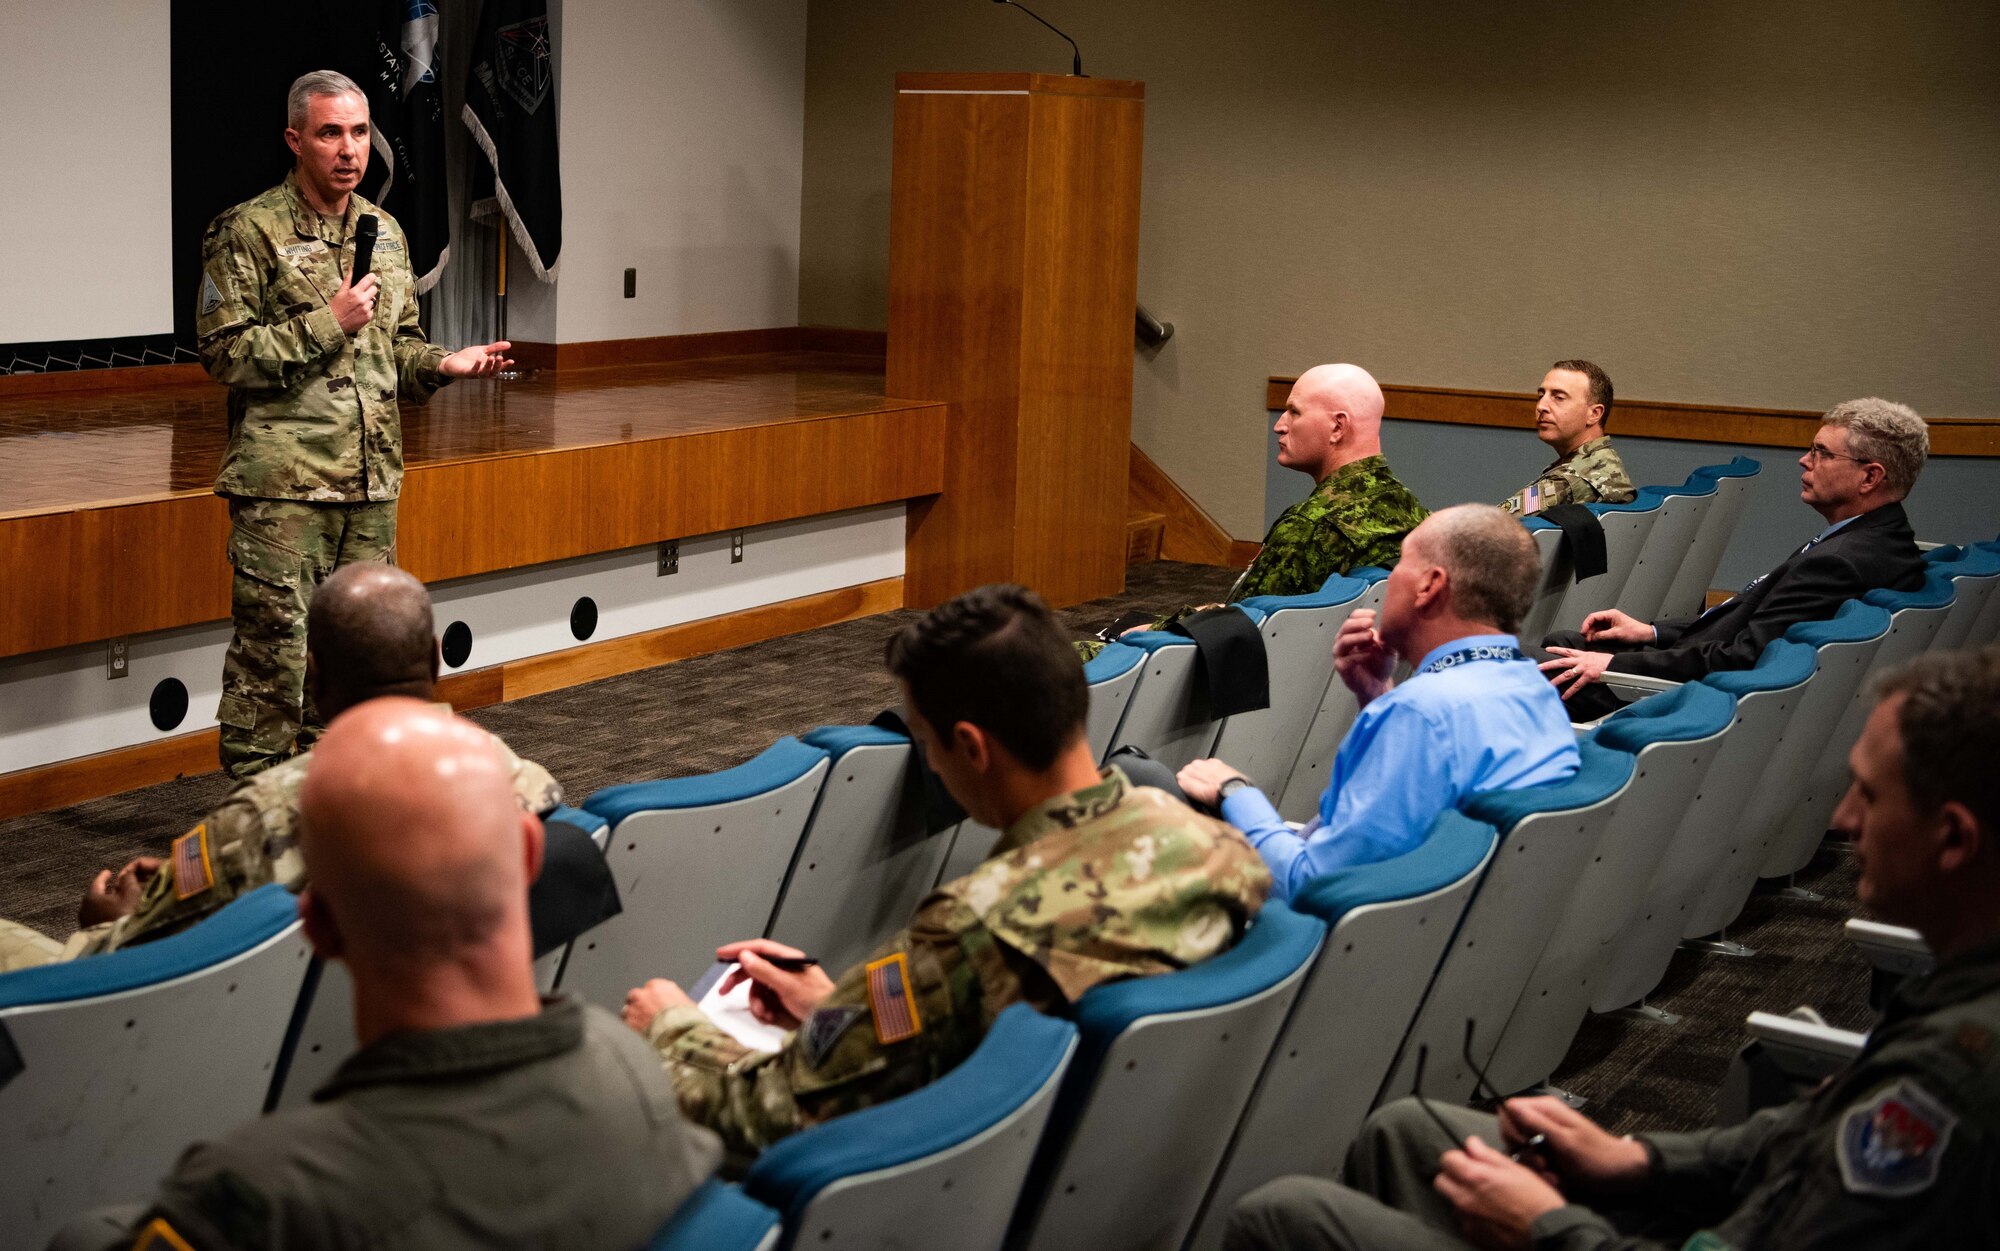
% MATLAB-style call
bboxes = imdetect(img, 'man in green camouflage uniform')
[1500,360,1636,516]
[1078,363,1426,659]
[624,585,1271,1158]
[0,565,559,971]
[200,70,512,779]
[1225,646,2000,1251]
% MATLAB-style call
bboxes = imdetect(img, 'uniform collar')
[1550,435,1612,467]
[283,170,361,245]
[1889,934,2000,1020]
[996,767,1128,857]
[315,996,584,1101]
[1314,453,1390,492]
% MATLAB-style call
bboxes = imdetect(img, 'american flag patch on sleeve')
[172,824,215,900]
[866,951,923,1045]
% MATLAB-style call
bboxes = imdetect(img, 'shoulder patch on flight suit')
[132,1216,197,1250]
[866,952,924,1045]
[802,1004,865,1069]
[1836,1078,1958,1197]
[199,272,224,316]
[172,824,215,900]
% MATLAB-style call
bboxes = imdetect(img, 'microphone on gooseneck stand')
[350,213,380,286]
[991,0,1087,77]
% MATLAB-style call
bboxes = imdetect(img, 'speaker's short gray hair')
[1821,397,1929,498]
[1417,504,1543,635]
[287,70,366,130]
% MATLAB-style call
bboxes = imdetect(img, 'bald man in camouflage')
[1079,364,1427,658]
[199,70,512,780]
[622,585,1271,1159]
[0,566,559,972]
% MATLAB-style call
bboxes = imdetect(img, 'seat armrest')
[1746,1010,1867,1067]
[1599,672,1683,698]
[1916,539,1945,552]
[1844,919,1934,977]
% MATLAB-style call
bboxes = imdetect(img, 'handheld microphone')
[350,214,380,285]
[991,0,1086,77]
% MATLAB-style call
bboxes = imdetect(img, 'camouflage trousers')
[218,497,397,779]
[0,917,63,973]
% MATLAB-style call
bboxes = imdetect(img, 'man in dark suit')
[1540,397,1929,721]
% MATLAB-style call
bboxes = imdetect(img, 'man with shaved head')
[1181,505,1578,898]
[0,564,560,969]
[56,702,717,1250]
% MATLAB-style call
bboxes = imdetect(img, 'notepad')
[691,961,789,1053]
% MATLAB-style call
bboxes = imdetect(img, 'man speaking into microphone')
[196,69,513,779]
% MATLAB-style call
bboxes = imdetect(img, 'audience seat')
[1185,812,1500,1251]
[1614,476,1719,622]
[648,1179,782,1251]
[1209,574,1373,794]
[1082,642,1147,762]
[1925,544,2000,651]
[1546,494,1664,634]
[1965,541,2000,648]
[1657,457,1762,621]
[768,726,962,975]
[1764,569,1955,884]
[1275,570,1390,822]
[0,885,310,1251]
[1514,523,1572,650]
[533,804,610,993]
[1009,901,1327,1251]
[1486,681,1736,1094]
[1100,620,1250,771]
[740,1004,1076,1251]
[561,738,832,1010]
[1385,740,1636,1106]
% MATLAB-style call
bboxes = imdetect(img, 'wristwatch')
[1216,776,1253,803]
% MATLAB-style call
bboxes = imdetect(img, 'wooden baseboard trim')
[0,363,214,398]
[1130,446,1241,567]
[0,577,904,821]
[800,325,888,356]
[1264,378,2000,458]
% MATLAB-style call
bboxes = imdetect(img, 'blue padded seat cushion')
[1069,901,1324,1041]
[543,803,607,838]
[1594,681,1735,751]
[1343,566,1392,584]
[1238,572,1371,617]
[1863,568,1955,611]
[1704,638,1818,697]
[743,1004,1076,1219]
[1691,456,1761,480]
[1290,811,1498,925]
[1120,629,1197,652]
[1461,739,1634,831]
[803,724,907,757]
[1941,546,2000,578]
[1083,641,1145,682]
[0,883,298,1010]
[1585,493,1662,515]
[1924,545,1964,564]
[648,1179,780,1251]
[1662,474,1719,497]
[585,737,830,825]
[1785,598,1891,647]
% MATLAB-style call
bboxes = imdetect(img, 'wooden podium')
[889,72,1145,609]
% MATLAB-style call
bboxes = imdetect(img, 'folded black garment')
[869,709,969,833]
[1168,605,1270,718]
[1539,503,1609,581]
[529,815,623,959]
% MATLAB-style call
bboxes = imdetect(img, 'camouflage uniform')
[1075,455,1426,661]
[1499,435,1636,516]
[646,767,1272,1158]
[1233,455,1428,601]
[0,723,558,969]
[198,172,450,778]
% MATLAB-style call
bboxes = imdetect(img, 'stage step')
[1127,510,1166,564]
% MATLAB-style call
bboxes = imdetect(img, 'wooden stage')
[0,352,949,661]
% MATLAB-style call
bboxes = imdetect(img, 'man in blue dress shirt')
[1180,505,1580,899]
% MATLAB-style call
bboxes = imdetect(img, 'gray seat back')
[1102,635,1223,770]
[1082,643,1146,762]
[1208,578,1371,794]
[1618,487,1715,622]
[1516,525,1571,649]
[1659,463,1759,620]
[769,729,961,975]
[0,887,309,1251]
[1548,500,1661,634]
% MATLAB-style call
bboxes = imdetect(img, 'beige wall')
[799,0,2000,537]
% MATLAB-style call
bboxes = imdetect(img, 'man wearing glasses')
[1537,398,1928,722]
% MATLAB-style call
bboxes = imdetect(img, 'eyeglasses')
[1409,1019,1548,1164]
[1803,443,1872,466]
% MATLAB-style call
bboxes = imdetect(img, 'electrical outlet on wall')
[623,268,636,298]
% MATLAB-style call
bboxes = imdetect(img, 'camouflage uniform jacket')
[1531,936,2000,1251]
[64,723,560,959]
[1232,455,1427,600]
[647,767,1272,1157]
[1500,436,1636,517]
[198,172,448,503]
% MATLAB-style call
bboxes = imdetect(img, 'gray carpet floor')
[0,560,1872,1134]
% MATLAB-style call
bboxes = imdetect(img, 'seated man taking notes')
[1179,505,1579,899]
[622,585,1270,1158]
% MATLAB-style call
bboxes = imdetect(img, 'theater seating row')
[6,459,1995,1250]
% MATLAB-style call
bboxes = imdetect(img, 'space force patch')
[199,271,224,315]
[1836,1079,1957,1197]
